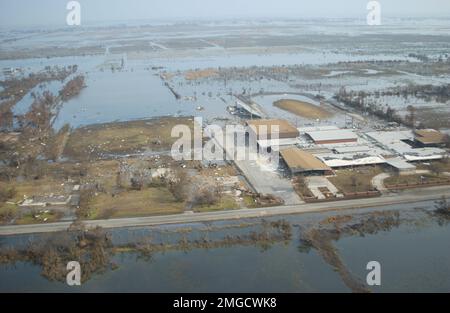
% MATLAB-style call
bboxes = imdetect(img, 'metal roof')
[386,158,416,170]
[306,129,358,142]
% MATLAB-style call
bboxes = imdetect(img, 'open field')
[385,173,450,186]
[63,117,196,160]
[273,99,333,119]
[329,166,384,193]
[192,196,238,213]
[87,188,185,219]
[416,160,450,173]
[5,177,68,204]
[15,211,63,225]
[83,160,119,193]
[0,178,69,225]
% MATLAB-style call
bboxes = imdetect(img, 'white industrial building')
[385,158,417,175]
[305,129,359,145]
[366,130,446,161]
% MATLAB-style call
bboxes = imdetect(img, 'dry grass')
[83,160,119,193]
[199,165,238,177]
[328,166,383,193]
[88,188,185,219]
[385,173,449,186]
[192,196,238,213]
[416,160,450,173]
[274,99,333,119]
[9,178,68,203]
[15,211,62,225]
[64,117,197,160]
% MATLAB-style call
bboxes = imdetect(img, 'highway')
[1,185,449,236]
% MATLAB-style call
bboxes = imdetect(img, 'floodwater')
[0,50,423,131]
[1,19,450,292]
[0,201,449,293]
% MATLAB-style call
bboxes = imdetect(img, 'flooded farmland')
[1,15,450,294]
[0,200,449,292]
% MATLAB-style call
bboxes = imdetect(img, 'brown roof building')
[280,147,333,175]
[246,119,299,140]
[414,129,446,147]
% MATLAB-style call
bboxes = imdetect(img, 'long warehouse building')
[305,129,358,145]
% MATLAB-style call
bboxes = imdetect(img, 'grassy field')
[84,160,119,193]
[87,187,185,219]
[15,211,62,225]
[242,195,259,208]
[385,173,450,186]
[273,99,333,119]
[64,117,197,160]
[6,178,68,203]
[416,160,450,173]
[328,166,383,193]
[192,196,238,213]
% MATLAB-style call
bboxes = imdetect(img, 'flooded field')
[0,200,449,292]
[1,17,450,293]
[1,18,449,131]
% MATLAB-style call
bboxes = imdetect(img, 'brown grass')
[274,99,333,119]
[88,188,185,219]
[64,117,197,160]
[328,166,383,193]
[385,173,449,186]
[9,178,68,203]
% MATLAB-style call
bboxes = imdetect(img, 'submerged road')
[1,186,450,236]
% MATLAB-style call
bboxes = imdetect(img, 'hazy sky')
[1,0,449,27]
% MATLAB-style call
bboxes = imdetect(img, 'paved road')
[1,185,449,236]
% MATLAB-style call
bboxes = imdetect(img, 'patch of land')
[63,117,197,160]
[87,188,185,219]
[385,173,450,187]
[329,166,383,193]
[192,196,238,213]
[273,99,333,119]
[0,177,71,225]
[292,176,315,199]
[184,68,219,80]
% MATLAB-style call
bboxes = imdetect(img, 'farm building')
[257,138,300,152]
[317,153,386,168]
[414,129,446,147]
[247,119,299,140]
[305,129,358,145]
[366,130,446,161]
[280,147,333,175]
[385,158,417,175]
